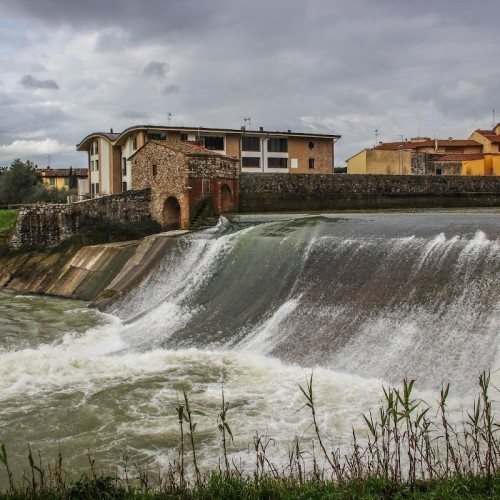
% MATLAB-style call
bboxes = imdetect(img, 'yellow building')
[39,168,88,189]
[346,148,412,175]
[347,137,484,175]
[468,125,500,154]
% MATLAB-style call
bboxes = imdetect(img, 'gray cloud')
[20,75,59,90]
[143,61,170,79]
[163,84,180,95]
[0,0,499,168]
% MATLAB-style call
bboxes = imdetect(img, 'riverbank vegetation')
[1,373,499,498]
[0,159,76,206]
[0,210,17,253]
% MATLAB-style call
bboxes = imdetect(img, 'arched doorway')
[162,196,181,230]
[220,184,233,213]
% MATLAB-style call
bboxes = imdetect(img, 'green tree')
[0,159,42,205]
[68,166,78,189]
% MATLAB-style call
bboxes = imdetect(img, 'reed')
[0,372,499,498]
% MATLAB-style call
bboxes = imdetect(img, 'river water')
[1,210,499,482]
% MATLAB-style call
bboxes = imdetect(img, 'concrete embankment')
[0,231,188,304]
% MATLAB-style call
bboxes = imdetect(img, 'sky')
[1,0,499,169]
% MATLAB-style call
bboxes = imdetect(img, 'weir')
[1,209,500,481]
[108,211,500,392]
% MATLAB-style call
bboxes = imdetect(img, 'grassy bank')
[0,210,17,250]
[1,373,500,498]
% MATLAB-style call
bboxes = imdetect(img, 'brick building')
[130,140,239,229]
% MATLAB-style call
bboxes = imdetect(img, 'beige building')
[76,125,341,196]
[347,137,483,175]
[347,148,413,175]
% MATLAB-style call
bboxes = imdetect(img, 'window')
[242,157,260,168]
[268,157,288,168]
[93,140,99,155]
[49,177,56,186]
[122,182,127,192]
[180,133,188,141]
[202,179,210,196]
[64,177,70,186]
[436,168,442,176]
[202,135,224,150]
[132,135,137,150]
[242,136,260,152]
[268,137,288,152]
[94,159,99,171]
[308,141,315,150]
[95,183,99,194]
[147,133,167,141]
[152,164,157,178]
[309,158,315,169]
[122,158,127,176]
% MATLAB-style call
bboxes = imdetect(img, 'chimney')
[288,129,291,133]
[259,126,264,132]
[110,128,113,133]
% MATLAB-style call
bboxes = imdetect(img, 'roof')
[374,139,481,151]
[433,154,484,162]
[39,168,88,177]
[77,124,341,150]
[129,139,239,161]
[474,130,500,143]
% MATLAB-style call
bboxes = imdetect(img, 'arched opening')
[220,184,233,213]
[162,196,181,230]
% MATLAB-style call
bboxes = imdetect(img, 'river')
[1,210,499,483]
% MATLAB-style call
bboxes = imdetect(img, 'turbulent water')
[1,210,500,482]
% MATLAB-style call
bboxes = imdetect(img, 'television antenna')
[374,129,379,146]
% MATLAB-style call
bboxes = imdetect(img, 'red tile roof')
[475,130,500,143]
[434,154,484,162]
[39,168,88,177]
[132,139,238,160]
[374,139,481,150]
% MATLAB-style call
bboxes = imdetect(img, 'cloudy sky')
[1,0,499,169]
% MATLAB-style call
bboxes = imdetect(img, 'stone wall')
[10,189,152,248]
[131,141,190,228]
[239,173,500,212]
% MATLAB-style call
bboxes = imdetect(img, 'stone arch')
[162,196,181,230]
[220,183,233,213]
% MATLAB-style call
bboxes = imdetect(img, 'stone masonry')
[10,189,152,248]
[131,140,239,228]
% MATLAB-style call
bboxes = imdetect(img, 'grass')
[1,372,500,498]
[0,210,17,254]
[0,210,17,236]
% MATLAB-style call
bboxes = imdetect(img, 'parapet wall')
[239,173,500,212]
[10,189,152,248]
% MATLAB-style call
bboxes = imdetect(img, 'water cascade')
[1,211,499,480]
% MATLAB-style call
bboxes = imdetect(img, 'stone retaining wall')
[10,189,152,248]
[239,173,500,212]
